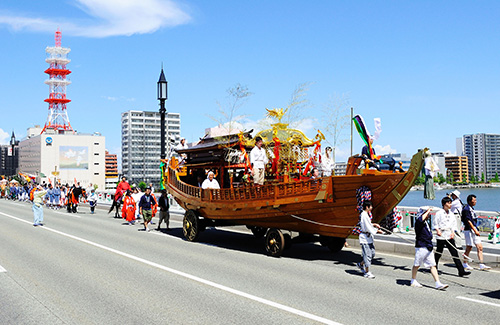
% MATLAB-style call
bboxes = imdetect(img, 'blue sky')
[1,1,499,164]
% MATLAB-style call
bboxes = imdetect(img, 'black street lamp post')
[157,68,168,159]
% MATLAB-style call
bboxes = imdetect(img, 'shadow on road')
[156,226,413,273]
[481,289,500,300]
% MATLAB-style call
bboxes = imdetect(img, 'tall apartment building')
[105,150,119,189]
[462,133,500,181]
[444,156,468,183]
[121,110,181,187]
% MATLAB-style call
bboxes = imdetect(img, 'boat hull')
[168,151,423,238]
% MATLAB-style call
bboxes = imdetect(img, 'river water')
[400,187,500,213]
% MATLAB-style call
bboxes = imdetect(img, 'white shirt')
[176,143,188,150]
[132,192,143,216]
[359,211,377,244]
[322,157,335,176]
[250,146,268,169]
[451,199,462,215]
[432,208,458,240]
[201,178,220,189]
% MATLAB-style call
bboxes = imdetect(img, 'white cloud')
[0,128,8,145]
[102,95,135,102]
[0,0,191,38]
[374,144,397,155]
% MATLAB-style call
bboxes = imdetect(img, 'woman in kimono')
[121,190,136,225]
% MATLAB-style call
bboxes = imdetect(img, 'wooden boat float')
[167,149,424,257]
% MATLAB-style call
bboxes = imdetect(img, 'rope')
[276,207,498,267]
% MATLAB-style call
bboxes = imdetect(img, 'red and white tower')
[42,29,73,133]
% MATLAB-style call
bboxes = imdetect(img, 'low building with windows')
[18,126,106,189]
[445,155,469,183]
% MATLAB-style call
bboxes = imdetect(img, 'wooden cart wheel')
[265,228,285,257]
[249,226,267,238]
[324,236,345,253]
[183,210,200,242]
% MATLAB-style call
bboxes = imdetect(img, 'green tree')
[447,171,454,184]
[414,175,425,185]
[138,181,147,191]
[434,173,446,184]
[481,172,485,183]
[494,172,499,182]
[462,172,468,184]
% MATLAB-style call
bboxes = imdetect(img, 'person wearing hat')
[411,206,449,290]
[201,171,220,189]
[176,138,189,162]
[450,190,463,215]
[322,147,335,176]
[250,136,268,186]
[32,185,47,227]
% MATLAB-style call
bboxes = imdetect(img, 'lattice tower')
[41,29,73,133]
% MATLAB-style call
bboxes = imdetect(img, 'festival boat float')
[165,111,424,257]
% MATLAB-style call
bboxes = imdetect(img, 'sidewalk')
[346,229,500,268]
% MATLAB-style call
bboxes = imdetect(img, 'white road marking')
[0,264,6,273]
[457,296,500,308]
[0,211,341,325]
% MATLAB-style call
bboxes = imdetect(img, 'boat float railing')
[169,166,321,202]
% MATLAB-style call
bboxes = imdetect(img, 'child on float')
[356,200,382,279]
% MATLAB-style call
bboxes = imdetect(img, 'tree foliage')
[447,171,454,184]
[138,181,147,191]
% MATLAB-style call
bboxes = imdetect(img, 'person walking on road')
[157,190,170,231]
[121,190,136,225]
[139,187,157,232]
[433,196,471,277]
[461,194,491,270]
[88,189,98,214]
[411,207,448,290]
[32,185,47,227]
[356,200,382,279]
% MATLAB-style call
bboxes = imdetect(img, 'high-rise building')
[105,150,119,189]
[0,132,19,176]
[121,110,181,187]
[462,133,500,181]
[445,156,469,183]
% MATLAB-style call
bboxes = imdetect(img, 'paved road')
[1,199,499,324]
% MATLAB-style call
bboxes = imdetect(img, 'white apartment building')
[462,133,500,181]
[121,110,181,187]
[18,127,106,189]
